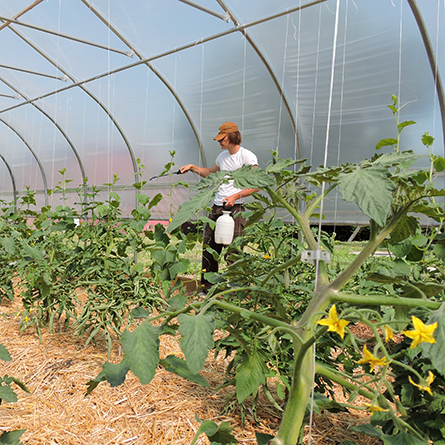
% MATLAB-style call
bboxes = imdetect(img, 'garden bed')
[1,295,381,445]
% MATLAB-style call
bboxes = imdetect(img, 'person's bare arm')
[223,187,259,208]
[180,163,219,178]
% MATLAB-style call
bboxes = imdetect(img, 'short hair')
[227,131,242,145]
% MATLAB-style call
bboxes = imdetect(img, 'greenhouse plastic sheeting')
[0,0,443,223]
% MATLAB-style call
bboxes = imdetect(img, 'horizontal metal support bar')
[0,15,134,57]
[0,63,67,81]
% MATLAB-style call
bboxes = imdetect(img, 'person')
[180,122,259,290]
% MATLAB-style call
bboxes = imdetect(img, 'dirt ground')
[0,296,382,445]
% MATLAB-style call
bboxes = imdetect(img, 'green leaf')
[351,423,384,438]
[168,188,216,233]
[374,151,420,170]
[168,258,190,279]
[102,360,131,387]
[159,355,209,386]
[337,167,395,227]
[9,377,29,395]
[235,350,268,403]
[433,243,445,261]
[266,158,303,173]
[255,432,275,445]
[422,132,435,147]
[389,215,419,244]
[434,156,445,173]
[177,313,214,374]
[388,239,412,258]
[121,321,161,385]
[166,293,187,311]
[20,241,45,261]
[400,282,445,299]
[130,307,151,319]
[231,165,275,189]
[406,245,424,262]
[148,193,163,210]
[376,138,398,150]
[0,429,26,445]
[191,419,238,445]
[421,306,445,378]
[0,238,16,255]
[0,344,12,361]
[194,419,219,439]
[85,371,107,396]
[136,193,151,206]
[367,273,403,284]
[382,431,428,445]
[207,421,238,444]
[398,120,416,132]
[0,383,18,403]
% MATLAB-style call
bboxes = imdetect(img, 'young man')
[180,122,259,290]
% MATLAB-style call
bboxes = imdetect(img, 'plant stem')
[331,293,441,310]
[315,363,374,400]
[270,331,316,445]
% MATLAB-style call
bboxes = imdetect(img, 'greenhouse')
[1,1,445,445]
[0,0,442,222]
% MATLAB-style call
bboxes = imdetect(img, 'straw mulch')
[1,295,382,445]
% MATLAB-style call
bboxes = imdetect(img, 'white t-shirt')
[214,146,258,206]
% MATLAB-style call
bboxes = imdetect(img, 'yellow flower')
[264,254,271,259]
[24,316,29,322]
[169,217,173,222]
[384,325,394,343]
[357,345,391,373]
[408,371,435,395]
[317,305,350,339]
[202,269,206,273]
[363,402,389,414]
[402,316,437,349]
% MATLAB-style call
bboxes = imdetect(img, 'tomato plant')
[89,96,445,445]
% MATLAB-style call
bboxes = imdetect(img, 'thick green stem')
[329,211,404,292]
[331,292,441,310]
[212,299,291,330]
[270,331,316,445]
[265,187,329,288]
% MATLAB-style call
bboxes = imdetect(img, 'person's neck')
[227,144,240,155]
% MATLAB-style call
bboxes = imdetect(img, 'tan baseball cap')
[213,122,239,140]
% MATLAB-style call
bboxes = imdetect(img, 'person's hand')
[180,164,194,174]
[223,195,237,208]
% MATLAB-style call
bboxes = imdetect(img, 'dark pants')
[201,204,246,288]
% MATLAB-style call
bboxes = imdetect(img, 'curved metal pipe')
[4,23,137,187]
[80,0,207,168]
[407,0,445,152]
[0,152,18,209]
[0,118,49,205]
[0,74,87,184]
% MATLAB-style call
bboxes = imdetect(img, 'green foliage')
[3,97,445,445]
[0,429,26,445]
[120,321,161,384]
[178,312,215,374]
[190,416,238,445]
[0,345,28,444]
[0,165,194,354]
